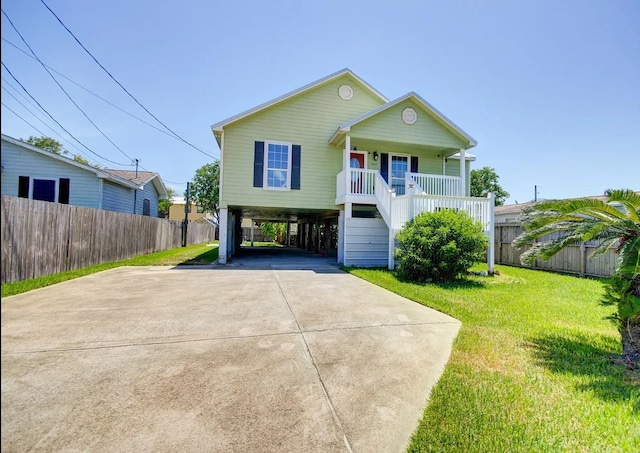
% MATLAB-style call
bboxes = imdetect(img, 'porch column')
[250,220,254,246]
[488,193,495,274]
[459,148,466,196]
[345,134,351,194]
[218,208,228,264]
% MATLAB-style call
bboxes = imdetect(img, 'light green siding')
[349,99,467,149]
[220,74,384,210]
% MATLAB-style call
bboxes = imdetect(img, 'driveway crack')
[269,265,353,453]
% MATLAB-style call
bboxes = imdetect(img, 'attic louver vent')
[339,84,353,100]
[402,107,417,124]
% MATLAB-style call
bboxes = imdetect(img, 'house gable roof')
[1,134,166,197]
[210,68,388,147]
[104,169,168,198]
[329,92,477,149]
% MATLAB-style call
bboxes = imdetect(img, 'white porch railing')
[336,168,495,271]
[406,172,461,196]
[375,173,394,226]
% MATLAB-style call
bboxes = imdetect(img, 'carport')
[220,205,340,264]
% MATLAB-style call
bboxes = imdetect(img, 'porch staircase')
[339,170,495,269]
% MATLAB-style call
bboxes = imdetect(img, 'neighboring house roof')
[1,134,168,198]
[329,92,477,149]
[495,192,640,221]
[210,68,388,146]
[1,134,138,189]
[104,169,168,199]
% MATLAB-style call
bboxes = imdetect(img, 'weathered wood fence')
[495,223,617,278]
[1,195,216,283]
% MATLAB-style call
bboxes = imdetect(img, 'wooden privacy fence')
[1,195,216,283]
[494,223,617,278]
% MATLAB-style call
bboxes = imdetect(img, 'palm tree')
[514,189,640,367]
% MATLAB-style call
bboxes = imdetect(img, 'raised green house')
[211,68,495,269]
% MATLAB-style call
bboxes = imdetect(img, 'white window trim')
[349,150,368,169]
[263,141,293,191]
[26,176,61,202]
[389,153,411,193]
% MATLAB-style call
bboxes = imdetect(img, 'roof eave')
[209,68,388,133]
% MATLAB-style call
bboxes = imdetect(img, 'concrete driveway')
[1,250,461,452]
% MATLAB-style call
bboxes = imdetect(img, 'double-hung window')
[264,141,292,190]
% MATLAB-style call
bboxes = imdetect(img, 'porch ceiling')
[345,138,458,157]
[228,205,339,222]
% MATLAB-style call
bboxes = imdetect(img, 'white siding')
[1,140,101,208]
[344,217,389,267]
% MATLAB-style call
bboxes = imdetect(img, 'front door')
[350,151,366,194]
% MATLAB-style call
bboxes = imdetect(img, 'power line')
[1,101,102,167]
[2,37,202,145]
[39,0,217,160]
[2,8,135,163]
[1,83,102,160]
[1,61,129,166]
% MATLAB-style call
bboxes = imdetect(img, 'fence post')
[580,242,586,277]
[487,193,495,274]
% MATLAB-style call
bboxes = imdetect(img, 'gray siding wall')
[102,180,134,214]
[1,140,101,208]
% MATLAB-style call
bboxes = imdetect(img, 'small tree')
[158,187,176,218]
[514,189,640,367]
[190,162,219,221]
[395,210,488,282]
[23,136,63,154]
[261,222,286,244]
[470,166,510,206]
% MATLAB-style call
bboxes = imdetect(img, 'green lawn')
[1,243,218,297]
[345,265,639,453]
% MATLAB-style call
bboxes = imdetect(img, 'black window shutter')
[380,153,389,183]
[291,144,301,190]
[411,156,419,173]
[18,176,29,198]
[253,141,265,187]
[59,178,70,204]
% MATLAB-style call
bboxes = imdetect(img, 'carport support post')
[219,208,228,264]
[286,221,291,247]
[250,220,255,246]
[323,219,331,255]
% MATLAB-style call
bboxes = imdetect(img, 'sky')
[1,0,638,204]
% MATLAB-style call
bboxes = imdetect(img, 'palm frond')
[605,189,640,223]
[618,235,640,276]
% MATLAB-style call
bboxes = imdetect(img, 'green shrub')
[395,210,488,282]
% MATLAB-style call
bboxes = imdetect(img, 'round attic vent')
[339,84,353,100]
[402,107,417,124]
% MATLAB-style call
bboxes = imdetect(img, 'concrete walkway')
[1,251,460,452]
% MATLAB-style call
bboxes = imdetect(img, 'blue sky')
[1,0,638,203]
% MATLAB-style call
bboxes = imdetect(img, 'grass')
[344,265,639,453]
[241,241,283,247]
[1,242,218,298]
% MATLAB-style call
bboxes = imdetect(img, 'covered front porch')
[329,96,495,271]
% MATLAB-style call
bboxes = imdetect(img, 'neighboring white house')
[1,134,168,216]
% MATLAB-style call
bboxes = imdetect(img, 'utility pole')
[182,182,190,247]
[534,185,538,202]
[134,158,139,178]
